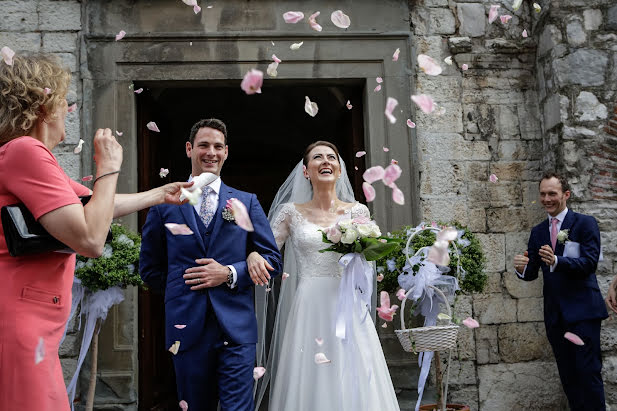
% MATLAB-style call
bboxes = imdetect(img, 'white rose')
[356,223,372,238]
[338,219,353,231]
[369,223,381,238]
[326,226,342,243]
[340,227,359,244]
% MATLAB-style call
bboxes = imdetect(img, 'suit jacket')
[521,210,608,326]
[139,182,282,351]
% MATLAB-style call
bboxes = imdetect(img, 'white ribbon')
[66,283,125,410]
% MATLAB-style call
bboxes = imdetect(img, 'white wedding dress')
[267,202,400,411]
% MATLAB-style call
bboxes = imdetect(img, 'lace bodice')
[271,202,370,278]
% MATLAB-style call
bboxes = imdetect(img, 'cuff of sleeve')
[515,265,527,279]
[550,256,558,272]
[227,265,237,289]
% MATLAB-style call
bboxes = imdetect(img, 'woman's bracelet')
[93,170,121,185]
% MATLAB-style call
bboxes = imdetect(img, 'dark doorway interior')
[137,80,366,410]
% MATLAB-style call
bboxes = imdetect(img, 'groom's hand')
[184,258,228,290]
[247,251,273,286]
[539,245,556,265]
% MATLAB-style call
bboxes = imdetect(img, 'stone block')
[463,161,488,182]
[476,325,499,364]
[467,208,486,232]
[420,197,469,226]
[563,125,597,140]
[584,9,603,31]
[566,19,587,46]
[54,52,78,72]
[484,271,502,294]
[416,35,448,60]
[43,32,78,53]
[0,32,40,52]
[39,1,82,31]
[424,0,449,6]
[64,113,81,145]
[61,357,79,386]
[427,8,456,35]
[538,24,562,57]
[553,49,609,87]
[603,356,617,385]
[418,132,490,161]
[473,293,516,324]
[601,318,617,352]
[0,0,38,31]
[420,161,466,196]
[543,94,563,132]
[54,150,82,181]
[417,76,462,102]
[468,181,523,208]
[441,359,476,385]
[498,322,551,362]
[497,105,520,138]
[457,3,486,38]
[416,103,463,133]
[608,4,617,30]
[575,91,608,121]
[505,230,529,266]
[447,37,472,54]
[59,333,80,357]
[517,297,544,322]
[489,161,526,181]
[478,362,566,410]
[487,208,528,233]
[448,385,479,411]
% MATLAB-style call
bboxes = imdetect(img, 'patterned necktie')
[550,218,559,250]
[199,186,217,227]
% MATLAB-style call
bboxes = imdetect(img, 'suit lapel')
[207,182,232,248]
[179,202,206,254]
[555,210,575,256]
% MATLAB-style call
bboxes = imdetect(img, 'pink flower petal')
[354,166,358,171]
[355,151,366,158]
[489,173,498,183]
[283,11,305,24]
[1,46,15,66]
[522,29,528,38]
[266,61,279,77]
[68,103,77,113]
[193,5,201,14]
[159,168,170,178]
[500,15,512,24]
[363,166,385,184]
[462,317,480,329]
[383,163,402,187]
[282,272,290,280]
[146,121,160,132]
[44,87,52,95]
[164,223,194,236]
[437,227,458,242]
[346,100,352,110]
[304,96,318,117]
[396,288,407,301]
[315,352,331,364]
[564,332,585,346]
[229,198,254,232]
[115,30,126,41]
[411,94,435,114]
[392,48,400,61]
[417,54,442,76]
[384,97,398,124]
[272,54,282,64]
[73,139,84,154]
[81,175,93,182]
[381,322,388,328]
[376,77,383,84]
[330,10,351,29]
[253,367,266,380]
[174,324,187,329]
[308,11,322,32]
[179,400,189,411]
[383,147,389,152]
[240,69,263,95]
[169,340,180,355]
[315,337,324,346]
[376,291,399,321]
[134,88,143,94]
[488,5,500,24]
[362,182,376,202]
[376,274,384,282]
[374,84,381,92]
[392,184,405,205]
[462,64,469,71]
[35,337,45,365]
[427,240,450,266]
[116,130,123,136]
[406,119,416,128]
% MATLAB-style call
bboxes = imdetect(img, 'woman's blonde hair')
[0,52,71,145]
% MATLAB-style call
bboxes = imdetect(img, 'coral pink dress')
[0,137,90,410]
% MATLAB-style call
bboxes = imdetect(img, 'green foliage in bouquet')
[376,221,486,294]
[75,224,144,292]
[320,231,402,261]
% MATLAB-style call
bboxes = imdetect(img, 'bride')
[248,141,400,411]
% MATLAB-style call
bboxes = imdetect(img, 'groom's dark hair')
[303,141,341,166]
[540,171,570,193]
[189,118,228,145]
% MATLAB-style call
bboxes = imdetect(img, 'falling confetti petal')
[179,400,188,411]
[67,103,77,113]
[290,41,304,50]
[376,77,383,84]
[115,30,126,41]
[411,94,436,114]
[383,147,390,152]
[253,367,266,380]
[174,324,187,329]
[314,352,331,364]
[304,96,318,117]
[267,62,279,77]
[392,48,400,61]
[346,100,352,110]
[489,173,498,183]
[147,121,160,132]
[564,332,584,345]
[396,288,407,301]
[406,119,416,128]
[35,337,45,365]
[355,151,366,158]
[354,166,358,171]
[488,5,500,24]
[417,54,442,76]
[462,317,480,329]
[315,337,324,346]
[392,184,405,205]
[165,223,194,235]
[363,166,385,184]
[462,64,469,71]
[383,163,402,187]
[444,56,453,65]
[381,323,388,328]
[384,97,398,124]
[513,0,523,11]
[240,69,263,95]
[74,139,85,154]
[272,54,282,64]
[168,340,181,355]
[116,131,123,136]
[308,11,322,32]
[1,46,15,66]
[265,287,271,292]
[376,291,399,321]
[533,3,541,13]
[362,182,376,202]
[500,15,512,24]
[229,198,255,231]
[282,272,290,280]
[44,87,52,95]
[81,175,93,182]
[134,88,143,94]
[159,168,170,178]
[437,313,452,321]
[193,5,201,14]
[283,11,305,23]
[330,10,351,29]
[374,85,381,92]
[376,274,384,282]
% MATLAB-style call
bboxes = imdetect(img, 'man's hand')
[513,251,529,273]
[161,182,194,205]
[184,258,228,290]
[539,245,556,266]
[247,251,273,286]
[606,276,617,315]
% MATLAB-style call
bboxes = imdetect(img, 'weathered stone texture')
[498,322,552,362]
[575,91,608,121]
[473,293,516,324]
[0,0,38,32]
[516,297,544,322]
[38,1,82,31]
[552,49,609,87]
[476,325,499,364]
[457,3,486,38]
[0,32,40,51]
[43,32,78,53]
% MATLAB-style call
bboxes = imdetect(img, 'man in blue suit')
[140,118,282,411]
[514,172,607,410]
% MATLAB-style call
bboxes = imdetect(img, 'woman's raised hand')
[247,251,273,286]
[93,128,123,174]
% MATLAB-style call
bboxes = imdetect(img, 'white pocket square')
[563,241,580,259]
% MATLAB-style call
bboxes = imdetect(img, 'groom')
[513,172,607,410]
[140,118,282,411]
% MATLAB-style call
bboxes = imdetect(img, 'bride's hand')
[247,251,273,286]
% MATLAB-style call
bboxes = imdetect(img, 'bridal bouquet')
[319,216,401,261]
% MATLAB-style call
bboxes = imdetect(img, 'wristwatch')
[226,266,234,286]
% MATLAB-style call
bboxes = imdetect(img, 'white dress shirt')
[188,175,237,288]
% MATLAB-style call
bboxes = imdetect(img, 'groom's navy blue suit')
[140,182,282,411]
[520,209,607,410]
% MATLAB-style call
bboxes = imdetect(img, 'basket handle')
[399,284,452,330]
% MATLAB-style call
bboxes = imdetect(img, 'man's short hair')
[188,118,227,145]
[540,171,570,193]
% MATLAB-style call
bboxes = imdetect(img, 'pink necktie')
[550,218,559,250]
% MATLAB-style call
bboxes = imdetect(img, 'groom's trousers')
[172,307,256,411]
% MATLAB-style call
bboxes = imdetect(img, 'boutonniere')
[222,200,235,222]
[557,229,569,244]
